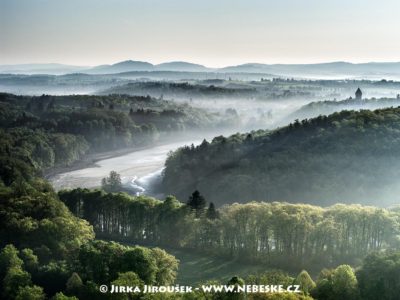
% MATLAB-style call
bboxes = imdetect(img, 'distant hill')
[2,60,400,78]
[155,61,212,72]
[219,62,400,78]
[285,96,400,123]
[86,61,212,74]
[85,60,154,74]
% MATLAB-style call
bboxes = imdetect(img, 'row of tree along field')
[59,189,400,270]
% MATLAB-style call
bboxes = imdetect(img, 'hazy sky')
[1,0,400,67]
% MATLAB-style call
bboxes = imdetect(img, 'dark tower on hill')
[355,88,362,100]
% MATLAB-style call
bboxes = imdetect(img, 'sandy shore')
[46,129,237,191]
[46,134,212,191]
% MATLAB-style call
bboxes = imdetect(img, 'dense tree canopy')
[0,240,179,300]
[164,107,400,206]
[356,251,400,300]
[288,97,400,123]
[2,90,400,299]
[0,92,222,186]
[0,182,94,259]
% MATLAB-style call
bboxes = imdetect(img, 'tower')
[355,88,362,100]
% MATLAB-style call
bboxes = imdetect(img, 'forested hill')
[0,93,226,185]
[100,81,256,99]
[164,107,400,207]
[285,97,400,123]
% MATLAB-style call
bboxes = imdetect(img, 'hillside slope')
[164,108,400,207]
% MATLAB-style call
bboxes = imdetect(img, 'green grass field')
[111,239,297,284]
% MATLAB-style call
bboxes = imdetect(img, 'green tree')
[78,281,104,300]
[0,244,23,280]
[15,285,45,300]
[293,270,315,296]
[51,292,79,300]
[152,248,179,285]
[35,261,70,296]
[311,269,333,300]
[187,190,206,217]
[312,265,359,300]
[20,248,39,273]
[66,272,83,296]
[331,265,359,300]
[0,189,94,259]
[122,247,158,284]
[3,267,32,299]
[111,272,143,300]
[224,276,245,300]
[206,202,219,219]
[101,171,122,192]
[357,251,400,300]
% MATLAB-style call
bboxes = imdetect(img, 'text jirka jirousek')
[107,284,301,294]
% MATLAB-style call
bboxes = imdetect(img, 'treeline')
[0,92,223,185]
[59,189,400,270]
[286,96,400,122]
[101,81,256,100]
[163,107,400,207]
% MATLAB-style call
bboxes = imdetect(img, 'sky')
[1,0,400,67]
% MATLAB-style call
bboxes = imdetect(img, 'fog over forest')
[2,59,400,299]
[2,1,400,298]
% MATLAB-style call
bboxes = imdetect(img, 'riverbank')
[46,129,235,192]
[43,130,221,180]
[43,141,161,180]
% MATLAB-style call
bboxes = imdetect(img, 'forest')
[4,0,400,298]
[100,81,256,100]
[99,78,400,102]
[0,92,232,185]
[163,107,400,207]
[286,96,400,123]
[2,72,400,102]
[2,177,400,299]
[1,92,400,299]
[59,189,400,271]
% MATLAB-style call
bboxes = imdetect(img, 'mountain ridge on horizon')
[1,60,400,77]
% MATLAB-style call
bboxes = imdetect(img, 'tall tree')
[294,270,316,296]
[206,202,219,219]
[187,190,206,217]
[101,171,122,192]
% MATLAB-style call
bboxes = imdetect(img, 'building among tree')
[355,87,362,100]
